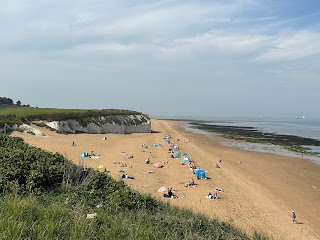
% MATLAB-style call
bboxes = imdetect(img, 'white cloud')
[255,31,320,62]
[65,42,144,56]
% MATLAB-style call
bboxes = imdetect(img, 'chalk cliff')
[39,114,151,134]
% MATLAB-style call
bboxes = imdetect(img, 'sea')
[154,115,320,164]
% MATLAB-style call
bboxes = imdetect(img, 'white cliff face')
[44,115,151,134]
[16,124,46,136]
[0,115,151,135]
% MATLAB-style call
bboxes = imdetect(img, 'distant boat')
[296,116,306,119]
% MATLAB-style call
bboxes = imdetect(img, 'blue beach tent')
[196,169,206,179]
[81,152,88,157]
[154,144,158,147]
[176,152,181,157]
[165,140,170,143]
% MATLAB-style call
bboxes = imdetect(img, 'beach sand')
[11,120,320,239]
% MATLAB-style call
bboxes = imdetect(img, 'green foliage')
[0,134,266,239]
[0,134,66,193]
[0,97,14,106]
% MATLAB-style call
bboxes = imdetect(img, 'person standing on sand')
[292,211,297,223]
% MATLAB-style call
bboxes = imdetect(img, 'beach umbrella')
[154,162,162,168]
[158,186,169,192]
[97,165,105,169]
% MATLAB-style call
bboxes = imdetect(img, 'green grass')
[0,195,264,240]
[0,107,149,130]
[0,134,268,239]
[0,107,88,116]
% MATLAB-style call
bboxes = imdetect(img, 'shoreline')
[184,122,320,164]
[11,119,320,239]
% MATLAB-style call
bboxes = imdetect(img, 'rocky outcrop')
[0,124,46,136]
[38,114,151,134]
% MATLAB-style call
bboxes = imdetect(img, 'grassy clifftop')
[0,134,267,239]
[0,107,149,129]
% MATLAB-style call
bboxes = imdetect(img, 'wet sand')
[11,120,320,239]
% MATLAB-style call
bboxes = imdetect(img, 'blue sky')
[1,0,320,118]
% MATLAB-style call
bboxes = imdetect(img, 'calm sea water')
[155,116,320,140]
[203,117,320,153]
[154,115,320,153]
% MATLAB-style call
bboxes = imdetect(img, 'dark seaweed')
[191,122,320,147]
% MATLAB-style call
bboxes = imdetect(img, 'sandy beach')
[11,119,320,240]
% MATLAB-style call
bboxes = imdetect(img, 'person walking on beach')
[292,211,297,223]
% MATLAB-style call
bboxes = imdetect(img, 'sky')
[1,0,320,119]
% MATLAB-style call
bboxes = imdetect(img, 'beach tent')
[176,152,181,157]
[170,155,175,158]
[81,152,88,157]
[158,186,169,192]
[97,165,105,169]
[183,156,190,162]
[154,144,158,147]
[165,140,170,143]
[196,169,206,179]
[154,162,162,168]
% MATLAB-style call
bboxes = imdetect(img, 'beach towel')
[158,186,169,192]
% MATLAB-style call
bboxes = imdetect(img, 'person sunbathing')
[188,179,196,186]
[206,193,213,199]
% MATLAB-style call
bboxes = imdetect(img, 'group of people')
[189,163,198,173]
[164,188,175,198]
